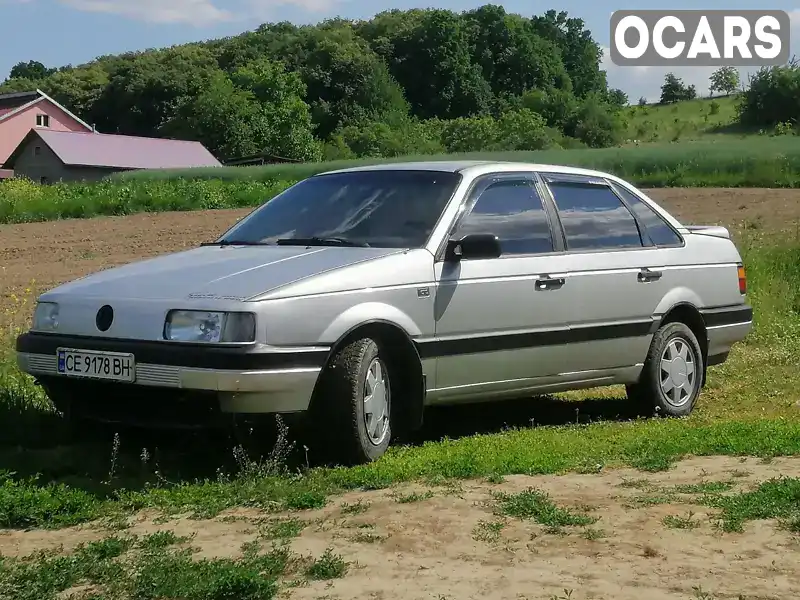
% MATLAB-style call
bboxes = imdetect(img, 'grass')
[0,533,333,600]
[493,488,597,528]
[623,96,742,142]
[2,133,800,224]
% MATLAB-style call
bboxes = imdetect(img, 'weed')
[582,527,606,540]
[348,531,387,543]
[494,488,597,527]
[702,477,800,532]
[391,490,434,504]
[617,478,652,489]
[0,535,292,600]
[304,548,348,580]
[472,519,506,543]
[663,511,701,530]
[260,517,306,540]
[137,530,188,551]
[673,481,734,494]
[340,499,370,515]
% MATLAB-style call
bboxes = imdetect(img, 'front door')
[424,173,575,399]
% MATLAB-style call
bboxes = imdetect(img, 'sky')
[0,0,798,103]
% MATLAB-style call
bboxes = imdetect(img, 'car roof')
[320,160,619,182]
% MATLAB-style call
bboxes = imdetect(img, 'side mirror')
[445,233,502,261]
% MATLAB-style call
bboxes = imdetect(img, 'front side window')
[218,170,462,248]
[454,178,554,255]
[545,177,643,251]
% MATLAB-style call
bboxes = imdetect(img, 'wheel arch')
[656,301,709,385]
[313,318,426,433]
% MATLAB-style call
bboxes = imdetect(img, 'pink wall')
[0,100,91,165]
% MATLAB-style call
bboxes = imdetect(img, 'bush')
[737,62,800,128]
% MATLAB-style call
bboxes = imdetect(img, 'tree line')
[1,6,632,161]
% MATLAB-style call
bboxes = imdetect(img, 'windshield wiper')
[275,237,370,247]
[200,240,273,247]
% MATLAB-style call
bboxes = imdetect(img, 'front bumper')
[16,332,328,414]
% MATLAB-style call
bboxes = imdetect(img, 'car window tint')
[218,170,461,249]
[455,179,554,255]
[547,182,643,250]
[613,185,683,246]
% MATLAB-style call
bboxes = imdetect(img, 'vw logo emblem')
[96,305,114,332]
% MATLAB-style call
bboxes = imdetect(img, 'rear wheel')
[311,337,393,465]
[627,321,704,418]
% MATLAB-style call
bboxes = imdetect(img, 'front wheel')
[311,337,393,465]
[627,321,704,418]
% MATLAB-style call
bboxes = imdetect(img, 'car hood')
[47,245,404,301]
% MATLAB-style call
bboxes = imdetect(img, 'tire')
[312,337,393,465]
[626,321,704,418]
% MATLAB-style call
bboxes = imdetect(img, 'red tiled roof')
[0,107,16,117]
[35,130,222,170]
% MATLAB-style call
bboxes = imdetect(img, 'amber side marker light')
[737,263,747,295]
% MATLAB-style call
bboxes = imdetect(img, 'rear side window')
[455,179,554,255]
[546,180,643,251]
[612,184,683,247]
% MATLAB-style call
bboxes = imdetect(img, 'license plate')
[57,348,136,382]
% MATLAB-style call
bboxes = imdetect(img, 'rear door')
[537,172,684,372]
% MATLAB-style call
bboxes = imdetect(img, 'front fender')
[320,302,422,344]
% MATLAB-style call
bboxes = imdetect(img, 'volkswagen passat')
[16,161,753,464]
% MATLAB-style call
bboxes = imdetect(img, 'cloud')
[602,10,800,103]
[59,0,234,25]
[51,0,340,26]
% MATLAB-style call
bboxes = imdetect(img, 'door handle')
[638,268,663,282]
[535,275,566,291]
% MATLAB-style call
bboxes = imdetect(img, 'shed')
[6,129,222,183]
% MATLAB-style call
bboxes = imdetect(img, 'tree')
[9,60,56,81]
[361,8,493,119]
[293,27,410,138]
[709,66,740,96]
[660,73,696,104]
[461,5,571,98]
[606,88,628,108]
[737,61,800,128]
[169,60,321,161]
[91,45,222,136]
[528,10,607,97]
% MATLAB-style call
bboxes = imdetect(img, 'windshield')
[217,170,462,248]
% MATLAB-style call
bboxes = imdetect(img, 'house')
[6,129,222,183]
[0,89,94,168]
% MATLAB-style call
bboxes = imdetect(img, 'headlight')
[164,310,256,343]
[32,302,59,331]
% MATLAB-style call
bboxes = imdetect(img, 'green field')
[2,134,800,225]
[623,95,743,142]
